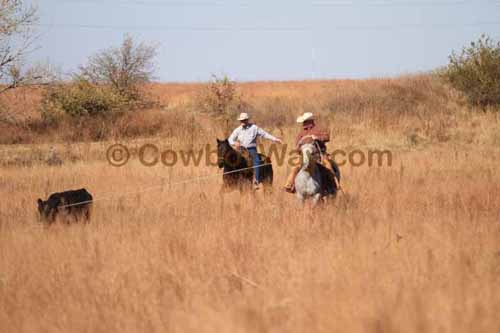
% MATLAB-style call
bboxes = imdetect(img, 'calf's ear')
[37,198,43,206]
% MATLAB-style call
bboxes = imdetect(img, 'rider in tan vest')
[284,112,335,193]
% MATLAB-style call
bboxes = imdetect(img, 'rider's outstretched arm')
[256,127,281,143]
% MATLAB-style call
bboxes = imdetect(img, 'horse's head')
[216,138,232,169]
[300,142,319,171]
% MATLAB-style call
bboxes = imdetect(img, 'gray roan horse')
[294,142,339,205]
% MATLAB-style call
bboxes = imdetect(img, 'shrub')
[195,75,248,116]
[442,35,500,108]
[194,75,250,133]
[78,35,157,101]
[39,80,129,122]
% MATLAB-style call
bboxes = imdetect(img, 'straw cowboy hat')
[237,113,250,121]
[296,112,314,123]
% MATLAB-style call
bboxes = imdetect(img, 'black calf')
[37,188,93,223]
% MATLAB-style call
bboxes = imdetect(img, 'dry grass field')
[1,75,500,332]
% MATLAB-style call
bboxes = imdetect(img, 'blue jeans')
[247,147,261,183]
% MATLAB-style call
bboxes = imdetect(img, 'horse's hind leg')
[261,170,274,195]
[83,206,91,224]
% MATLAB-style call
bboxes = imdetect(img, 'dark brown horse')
[216,138,273,191]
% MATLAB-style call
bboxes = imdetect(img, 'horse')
[294,141,339,205]
[216,138,273,191]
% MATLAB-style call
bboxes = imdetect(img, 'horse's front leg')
[295,192,305,203]
[311,193,322,207]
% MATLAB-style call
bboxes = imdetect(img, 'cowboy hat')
[237,113,250,121]
[296,112,314,123]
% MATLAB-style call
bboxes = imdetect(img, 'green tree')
[443,35,500,109]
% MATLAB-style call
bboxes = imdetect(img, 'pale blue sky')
[29,0,500,82]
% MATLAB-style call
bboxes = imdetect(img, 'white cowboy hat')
[296,112,314,123]
[237,112,250,121]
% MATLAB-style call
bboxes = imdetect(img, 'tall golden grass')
[1,75,500,332]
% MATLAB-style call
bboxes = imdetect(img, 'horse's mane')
[218,139,249,171]
[300,142,319,158]
[299,142,320,173]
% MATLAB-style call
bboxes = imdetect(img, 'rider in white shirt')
[228,113,282,188]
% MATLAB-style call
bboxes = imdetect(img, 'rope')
[59,162,273,208]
